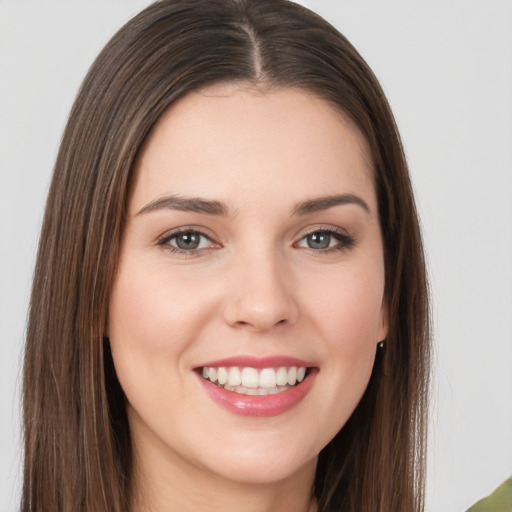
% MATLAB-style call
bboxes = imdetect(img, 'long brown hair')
[22,1,430,511]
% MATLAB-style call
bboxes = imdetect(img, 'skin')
[108,84,388,512]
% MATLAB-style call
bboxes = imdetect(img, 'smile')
[200,366,308,396]
[195,357,317,417]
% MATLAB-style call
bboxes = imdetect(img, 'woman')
[21,1,430,511]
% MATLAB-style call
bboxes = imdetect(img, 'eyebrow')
[137,192,370,217]
[291,194,370,215]
[137,195,229,216]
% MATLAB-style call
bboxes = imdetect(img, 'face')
[108,85,388,488]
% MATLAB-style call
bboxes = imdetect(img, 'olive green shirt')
[466,478,512,512]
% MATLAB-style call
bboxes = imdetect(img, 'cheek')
[305,261,385,348]
[107,262,211,404]
[107,262,223,443]
[109,263,210,354]
[299,260,384,427]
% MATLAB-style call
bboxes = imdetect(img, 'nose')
[222,248,299,332]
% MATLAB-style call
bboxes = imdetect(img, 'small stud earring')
[378,341,384,349]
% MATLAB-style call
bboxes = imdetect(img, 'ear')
[377,297,389,343]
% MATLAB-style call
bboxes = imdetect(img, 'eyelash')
[157,227,355,256]
[294,227,356,254]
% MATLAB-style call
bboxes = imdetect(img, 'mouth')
[198,365,310,396]
[194,357,317,417]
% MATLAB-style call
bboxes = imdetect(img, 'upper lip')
[193,355,315,369]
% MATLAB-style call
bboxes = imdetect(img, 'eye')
[158,229,218,253]
[295,229,355,252]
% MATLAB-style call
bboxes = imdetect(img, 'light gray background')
[1,1,511,511]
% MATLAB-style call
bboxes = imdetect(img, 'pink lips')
[194,356,317,417]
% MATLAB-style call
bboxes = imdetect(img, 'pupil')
[308,232,330,249]
[176,232,200,250]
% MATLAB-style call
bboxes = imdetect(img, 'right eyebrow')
[137,195,230,216]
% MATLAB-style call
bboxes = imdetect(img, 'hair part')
[22,1,430,511]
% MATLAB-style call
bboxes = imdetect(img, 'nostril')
[233,318,288,330]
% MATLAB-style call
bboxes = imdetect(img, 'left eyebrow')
[137,195,230,216]
[292,194,371,216]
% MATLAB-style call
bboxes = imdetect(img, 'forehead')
[131,84,375,212]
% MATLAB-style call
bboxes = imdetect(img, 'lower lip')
[197,370,317,417]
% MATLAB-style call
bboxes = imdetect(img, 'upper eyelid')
[296,228,353,241]
[295,225,351,240]
[301,226,346,235]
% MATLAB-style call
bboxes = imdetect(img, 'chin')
[200,447,318,485]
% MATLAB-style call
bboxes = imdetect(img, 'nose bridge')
[224,241,298,331]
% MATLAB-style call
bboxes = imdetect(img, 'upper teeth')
[202,366,307,388]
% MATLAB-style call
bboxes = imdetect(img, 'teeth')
[217,367,228,385]
[276,367,288,386]
[287,367,297,386]
[227,367,241,386]
[259,368,277,388]
[241,367,259,388]
[200,365,308,394]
